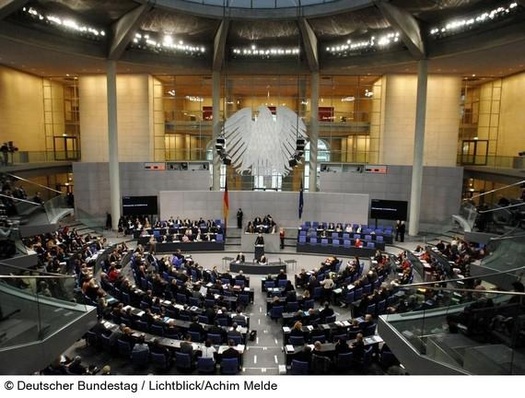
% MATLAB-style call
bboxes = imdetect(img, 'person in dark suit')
[227,323,243,342]
[276,269,287,280]
[334,337,351,354]
[395,220,406,242]
[237,209,243,229]
[319,302,334,322]
[221,339,241,360]
[208,321,227,344]
[150,338,171,363]
[189,316,205,338]
[351,333,365,366]
[254,233,265,245]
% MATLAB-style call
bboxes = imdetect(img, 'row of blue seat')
[298,236,379,249]
[299,231,387,242]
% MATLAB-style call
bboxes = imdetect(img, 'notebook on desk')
[285,345,294,352]
[283,326,291,333]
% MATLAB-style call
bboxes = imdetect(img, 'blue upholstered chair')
[221,357,240,375]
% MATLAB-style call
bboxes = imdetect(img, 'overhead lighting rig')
[215,136,231,165]
[289,138,306,167]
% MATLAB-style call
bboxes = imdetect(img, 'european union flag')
[298,181,304,219]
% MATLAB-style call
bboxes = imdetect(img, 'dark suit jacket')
[221,347,240,359]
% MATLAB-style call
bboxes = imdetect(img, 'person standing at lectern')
[237,208,243,229]
[255,233,265,246]
[254,233,265,262]
[279,228,285,249]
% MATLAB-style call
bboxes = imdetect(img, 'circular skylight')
[157,0,361,19]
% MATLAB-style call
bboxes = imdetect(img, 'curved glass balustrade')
[0,262,93,350]
[378,280,525,375]
[43,194,73,224]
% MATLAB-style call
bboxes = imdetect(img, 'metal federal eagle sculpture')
[221,105,307,177]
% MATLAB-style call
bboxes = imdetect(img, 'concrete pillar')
[212,71,221,190]
[107,60,121,231]
[409,59,428,236]
[309,72,319,192]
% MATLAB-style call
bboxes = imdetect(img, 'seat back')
[290,359,309,375]
[99,333,114,352]
[264,280,276,290]
[117,339,132,358]
[176,293,187,304]
[324,314,337,324]
[221,357,239,374]
[269,305,284,320]
[311,353,332,374]
[286,301,299,312]
[362,283,372,295]
[207,333,223,345]
[187,330,202,343]
[197,357,216,374]
[289,335,305,346]
[150,352,170,370]
[363,323,377,337]
[332,332,348,343]
[131,348,150,369]
[150,324,164,336]
[302,299,315,310]
[227,333,243,346]
[174,351,193,370]
[189,296,201,307]
[278,279,288,288]
[234,279,245,288]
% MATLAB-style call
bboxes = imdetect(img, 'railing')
[459,155,521,169]
[43,194,73,224]
[0,263,91,349]
[379,284,525,375]
[2,151,75,165]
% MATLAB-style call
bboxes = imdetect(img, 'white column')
[212,71,221,190]
[309,72,319,192]
[409,60,428,236]
[107,61,121,231]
